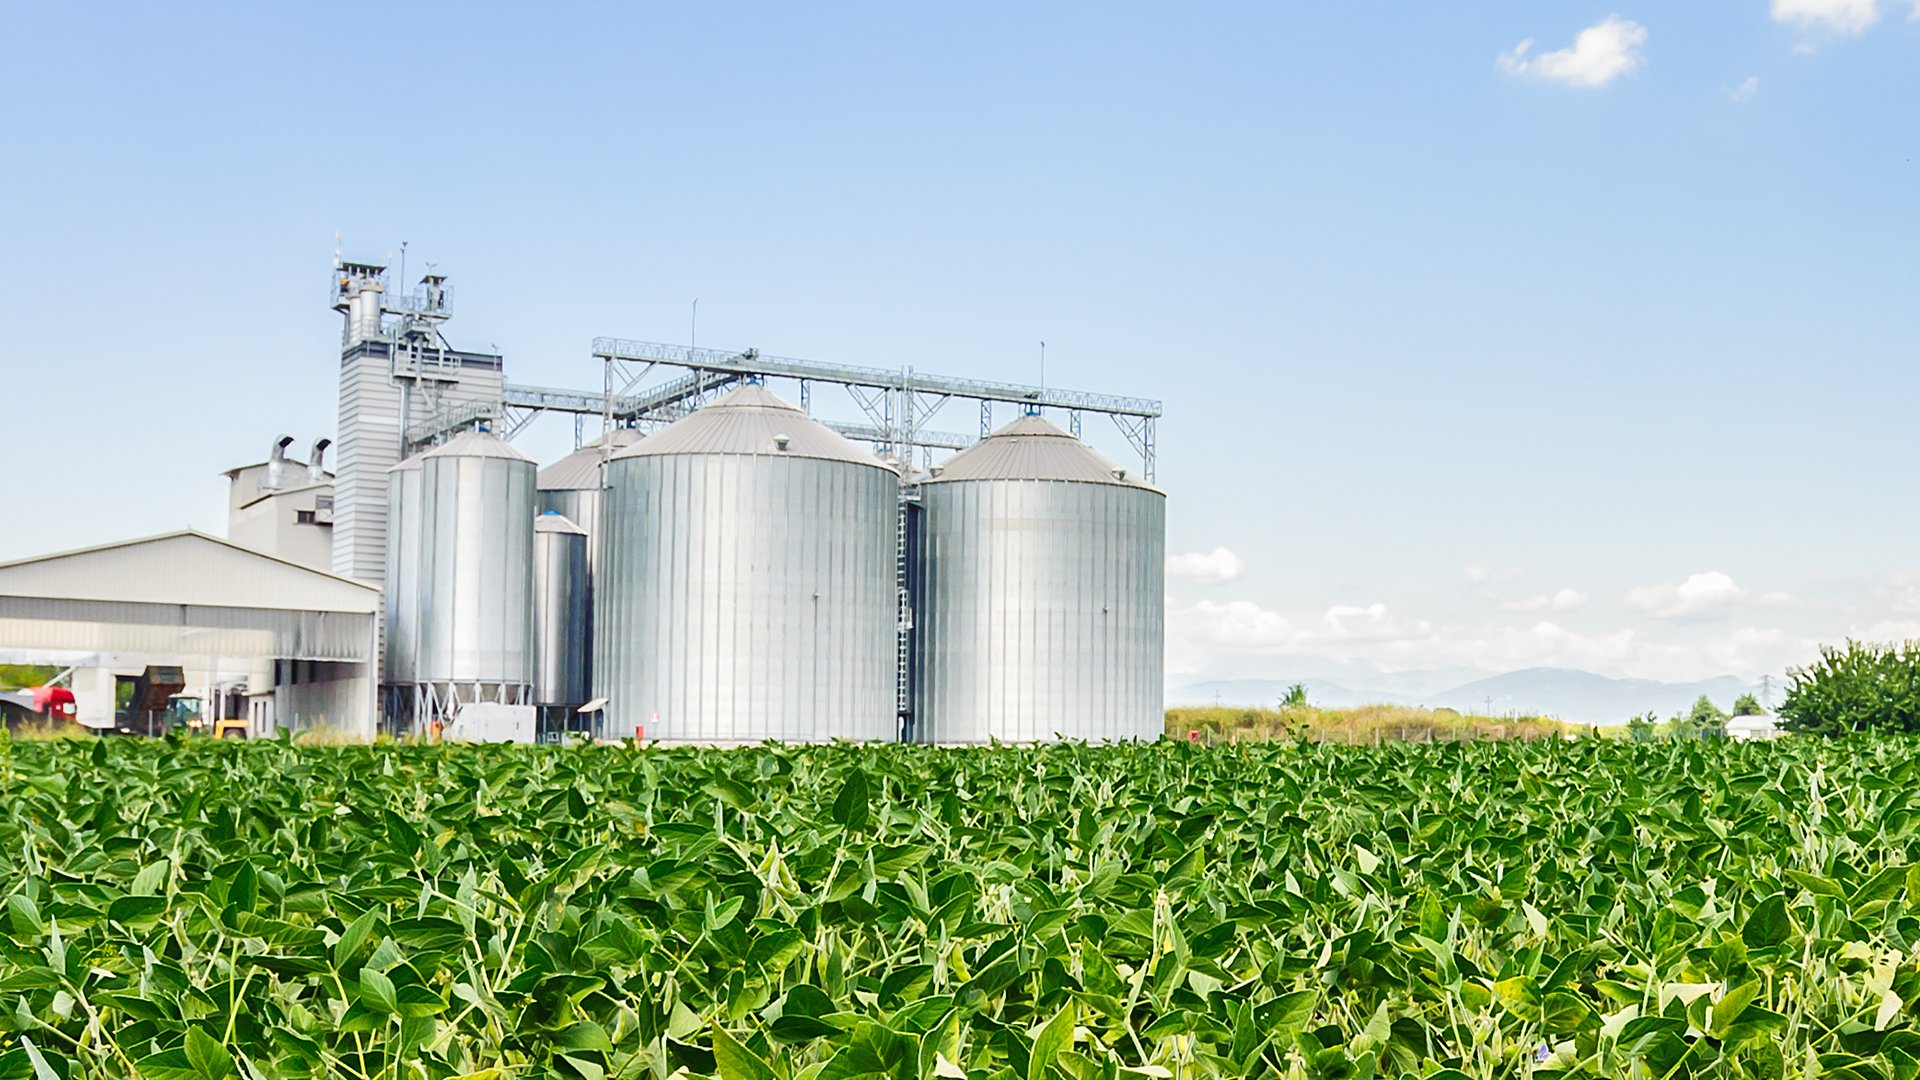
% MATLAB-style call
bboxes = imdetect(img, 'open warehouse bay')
[2,736,1917,1079]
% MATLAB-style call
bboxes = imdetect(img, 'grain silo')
[413,430,537,725]
[382,454,424,690]
[534,428,639,716]
[533,511,590,735]
[913,413,1164,743]
[596,383,899,743]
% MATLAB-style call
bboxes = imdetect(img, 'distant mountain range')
[1171,666,1758,726]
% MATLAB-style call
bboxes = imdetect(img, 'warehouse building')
[0,531,379,736]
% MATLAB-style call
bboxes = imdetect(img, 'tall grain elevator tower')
[328,257,505,587]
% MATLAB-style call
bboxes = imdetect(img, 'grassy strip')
[1165,702,1576,743]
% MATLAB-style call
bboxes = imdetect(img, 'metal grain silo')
[413,430,537,721]
[596,384,899,743]
[533,511,590,730]
[914,414,1165,743]
[535,428,640,717]
[382,454,424,688]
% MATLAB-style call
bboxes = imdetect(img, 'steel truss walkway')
[484,338,1161,481]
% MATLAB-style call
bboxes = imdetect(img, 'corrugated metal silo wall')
[416,454,537,685]
[537,487,602,701]
[596,453,898,742]
[383,465,421,684]
[914,479,1165,742]
[533,527,590,705]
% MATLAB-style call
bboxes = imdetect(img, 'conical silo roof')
[537,429,643,491]
[610,383,893,468]
[534,511,587,535]
[421,429,536,462]
[924,413,1152,487]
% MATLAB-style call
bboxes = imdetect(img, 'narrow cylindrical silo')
[536,428,640,716]
[382,454,424,688]
[533,511,590,715]
[596,384,899,743]
[414,430,537,719]
[914,414,1165,743]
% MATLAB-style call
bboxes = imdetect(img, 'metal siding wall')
[916,479,1164,743]
[0,597,372,660]
[334,356,403,583]
[596,453,896,742]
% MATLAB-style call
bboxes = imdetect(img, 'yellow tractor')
[162,694,250,739]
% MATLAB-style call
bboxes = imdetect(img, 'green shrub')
[1778,639,1920,736]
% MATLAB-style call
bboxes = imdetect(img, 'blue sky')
[2,1,1915,691]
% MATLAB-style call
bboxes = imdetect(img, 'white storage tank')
[913,413,1165,743]
[413,430,538,721]
[596,384,899,743]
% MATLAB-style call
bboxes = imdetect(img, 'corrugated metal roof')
[422,429,535,462]
[537,429,643,490]
[0,530,380,613]
[535,512,587,535]
[612,384,894,468]
[388,453,426,474]
[923,413,1154,487]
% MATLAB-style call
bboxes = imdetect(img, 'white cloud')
[1166,547,1245,586]
[1498,15,1649,87]
[1323,603,1434,641]
[1163,567,1920,689]
[1623,571,1745,620]
[1853,618,1920,642]
[1165,591,1813,686]
[1772,0,1880,33]
[1500,587,1592,613]
[1729,75,1760,101]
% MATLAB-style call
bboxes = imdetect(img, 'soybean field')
[2,733,1918,1079]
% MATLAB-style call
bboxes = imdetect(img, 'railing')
[406,399,500,445]
[590,338,1162,418]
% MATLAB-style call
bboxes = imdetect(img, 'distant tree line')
[0,665,57,690]
[1622,692,1765,742]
